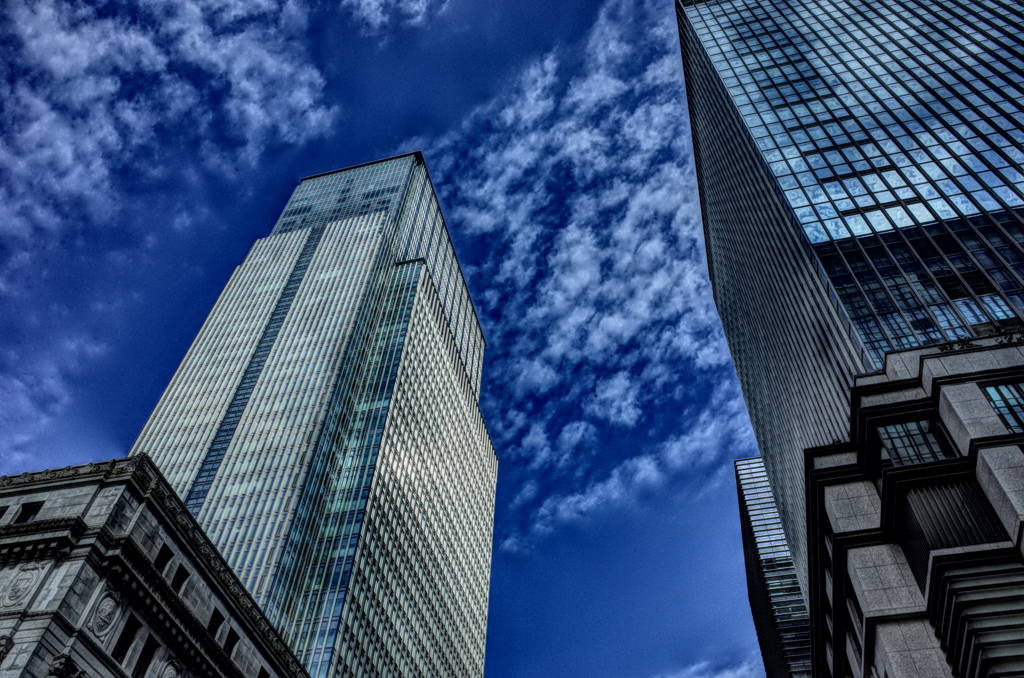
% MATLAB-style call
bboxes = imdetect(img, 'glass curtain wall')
[132,153,496,678]
[681,0,1024,366]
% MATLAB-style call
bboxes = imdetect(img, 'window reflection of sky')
[685,0,1024,365]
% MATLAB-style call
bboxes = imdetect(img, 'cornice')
[139,462,307,678]
[105,540,245,678]
[0,455,308,678]
[0,516,89,565]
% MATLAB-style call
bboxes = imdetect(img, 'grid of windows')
[876,419,956,465]
[736,458,812,678]
[184,224,328,515]
[683,0,1024,369]
[677,0,1024,595]
[131,154,496,678]
[983,382,1024,433]
[678,0,868,595]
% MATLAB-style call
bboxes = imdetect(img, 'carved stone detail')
[161,658,184,678]
[0,635,13,663]
[88,590,121,637]
[2,564,42,607]
[47,654,86,678]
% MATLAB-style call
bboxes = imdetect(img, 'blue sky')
[0,0,764,675]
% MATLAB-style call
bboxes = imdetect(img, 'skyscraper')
[735,458,811,678]
[676,0,1024,587]
[130,153,498,678]
[675,0,1024,674]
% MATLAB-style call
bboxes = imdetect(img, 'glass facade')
[131,153,497,678]
[683,0,1024,364]
[676,0,1024,597]
[736,457,811,678]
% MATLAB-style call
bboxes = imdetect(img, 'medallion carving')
[88,592,121,637]
[3,565,41,607]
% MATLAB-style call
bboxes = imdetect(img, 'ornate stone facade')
[0,455,307,678]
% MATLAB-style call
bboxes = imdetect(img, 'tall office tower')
[735,457,811,678]
[676,0,1024,589]
[675,0,1024,674]
[130,153,498,678]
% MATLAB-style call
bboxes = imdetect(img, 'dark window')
[983,382,1024,433]
[877,420,956,466]
[154,545,173,574]
[846,577,864,666]
[111,614,143,664]
[170,565,190,593]
[258,669,270,678]
[208,609,224,637]
[14,502,43,524]
[132,635,160,678]
[224,629,240,658]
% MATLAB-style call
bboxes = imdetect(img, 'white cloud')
[587,371,642,427]
[0,336,108,471]
[649,658,763,678]
[0,0,334,260]
[503,382,755,550]
[418,0,732,485]
[338,0,448,31]
[0,0,335,458]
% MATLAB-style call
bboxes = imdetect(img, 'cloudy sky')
[0,0,763,675]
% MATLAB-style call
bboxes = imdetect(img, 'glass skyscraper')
[735,458,811,678]
[676,0,1024,592]
[676,0,1024,673]
[131,153,498,678]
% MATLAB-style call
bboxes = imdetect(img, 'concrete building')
[130,153,498,677]
[806,337,1024,677]
[0,454,306,678]
[674,0,1024,673]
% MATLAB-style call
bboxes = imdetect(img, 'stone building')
[0,455,307,678]
[806,336,1024,677]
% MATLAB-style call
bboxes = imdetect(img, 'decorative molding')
[0,635,13,663]
[107,544,244,678]
[47,653,87,678]
[2,563,43,607]
[143,469,306,677]
[160,658,184,678]
[0,455,307,678]
[0,516,88,539]
[88,590,121,638]
[0,517,87,566]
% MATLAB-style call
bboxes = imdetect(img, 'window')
[154,545,173,574]
[224,629,240,659]
[111,614,143,664]
[132,635,160,678]
[877,420,956,465]
[983,382,1024,433]
[208,609,224,637]
[170,565,190,593]
[258,668,270,678]
[14,502,43,524]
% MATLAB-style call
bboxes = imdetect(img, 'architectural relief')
[88,592,121,638]
[3,564,42,607]
[0,455,308,678]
